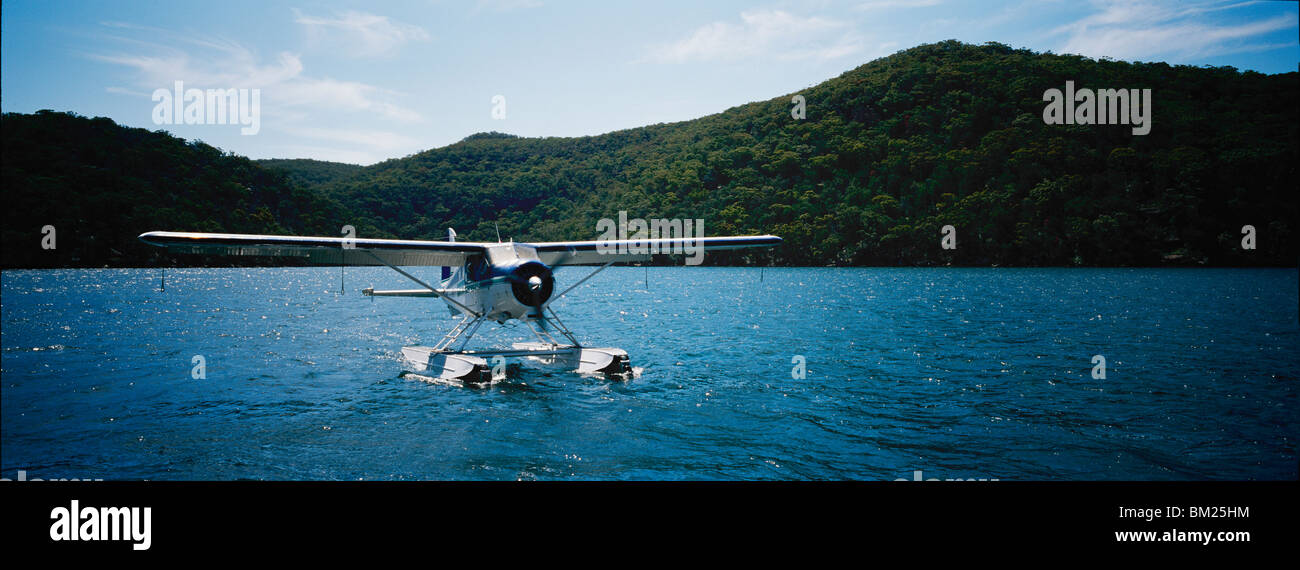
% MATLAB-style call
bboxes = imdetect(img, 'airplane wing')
[139,231,782,267]
[526,235,782,266]
[138,231,487,266]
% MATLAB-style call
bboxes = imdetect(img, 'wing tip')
[138,230,169,245]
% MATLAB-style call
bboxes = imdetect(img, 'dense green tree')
[3,41,1296,268]
[2,111,350,267]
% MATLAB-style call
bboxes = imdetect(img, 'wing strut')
[361,250,483,318]
[548,259,616,308]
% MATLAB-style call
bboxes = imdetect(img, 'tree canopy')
[4,41,1296,268]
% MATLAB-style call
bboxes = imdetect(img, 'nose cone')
[508,261,555,308]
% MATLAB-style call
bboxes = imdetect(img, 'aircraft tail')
[441,228,460,283]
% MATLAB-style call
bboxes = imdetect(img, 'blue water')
[2,267,1296,481]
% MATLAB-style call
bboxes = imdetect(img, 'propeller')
[512,246,582,331]
[506,260,555,327]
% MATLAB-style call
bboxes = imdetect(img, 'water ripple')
[2,266,1297,481]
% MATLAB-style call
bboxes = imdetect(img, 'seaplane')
[138,228,781,385]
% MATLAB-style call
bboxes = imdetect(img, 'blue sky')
[3,0,1296,164]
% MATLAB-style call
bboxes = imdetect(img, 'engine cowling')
[508,260,554,311]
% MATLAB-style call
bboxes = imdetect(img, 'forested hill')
[1,111,349,268]
[3,41,1297,268]
[255,158,364,189]
[320,41,1297,266]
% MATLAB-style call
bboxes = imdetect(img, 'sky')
[2,0,1296,165]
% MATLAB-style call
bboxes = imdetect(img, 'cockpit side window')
[467,255,489,282]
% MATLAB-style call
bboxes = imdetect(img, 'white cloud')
[90,21,425,162]
[93,43,420,121]
[1054,0,1297,61]
[293,9,430,58]
[473,0,543,13]
[854,0,944,11]
[643,9,865,63]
